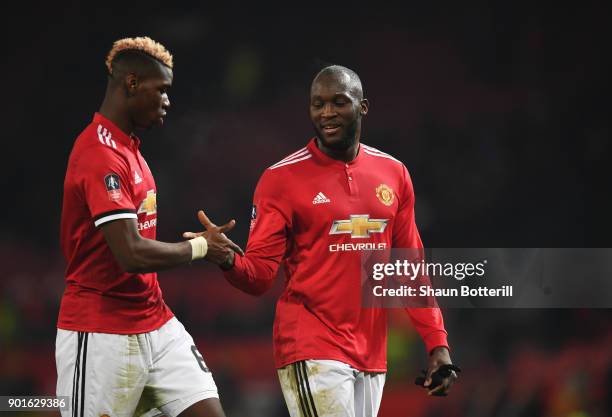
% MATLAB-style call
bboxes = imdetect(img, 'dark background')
[1,2,611,417]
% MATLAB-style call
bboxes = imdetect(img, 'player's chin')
[147,116,165,129]
[318,130,345,147]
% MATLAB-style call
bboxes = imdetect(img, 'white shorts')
[278,360,386,417]
[56,317,218,417]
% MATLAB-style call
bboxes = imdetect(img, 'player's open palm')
[183,210,245,265]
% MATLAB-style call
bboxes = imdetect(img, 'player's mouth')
[322,124,341,136]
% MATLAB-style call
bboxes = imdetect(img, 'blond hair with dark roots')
[105,36,173,74]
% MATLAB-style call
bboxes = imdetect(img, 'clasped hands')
[183,210,244,266]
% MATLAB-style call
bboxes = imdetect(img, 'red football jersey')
[225,138,448,371]
[58,113,173,333]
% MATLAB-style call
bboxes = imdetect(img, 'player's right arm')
[212,169,290,295]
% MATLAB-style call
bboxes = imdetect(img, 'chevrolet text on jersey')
[329,242,388,252]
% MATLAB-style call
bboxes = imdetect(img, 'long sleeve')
[223,170,291,296]
[393,164,449,353]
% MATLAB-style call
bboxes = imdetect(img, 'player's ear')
[360,99,369,116]
[124,73,139,96]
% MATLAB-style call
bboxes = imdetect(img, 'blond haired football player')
[57,37,242,417]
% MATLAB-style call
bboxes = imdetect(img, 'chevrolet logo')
[329,215,388,238]
[137,190,157,215]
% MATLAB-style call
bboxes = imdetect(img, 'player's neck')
[316,138,360,163]
[99,96,134,137]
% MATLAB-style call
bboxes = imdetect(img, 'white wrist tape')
[189,236,208,260]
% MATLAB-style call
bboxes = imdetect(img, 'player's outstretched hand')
[421,346,459,396]
[182,210,245,265]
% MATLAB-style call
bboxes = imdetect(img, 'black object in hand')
[415,364,461,396]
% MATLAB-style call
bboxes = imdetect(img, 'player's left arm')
[393,164,458,395]
[103,210,242,273]
[184,170,288,296]
[425,346,458,396]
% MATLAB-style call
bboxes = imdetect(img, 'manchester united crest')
[375,184,394,206]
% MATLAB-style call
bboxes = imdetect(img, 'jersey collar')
[307,137,363,168]
[93,113,141,149]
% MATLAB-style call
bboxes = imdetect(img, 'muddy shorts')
[278,359,386,417]
[56,317,218,417]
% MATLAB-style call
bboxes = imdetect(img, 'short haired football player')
[186,65,458,417]
[57,37,243,417]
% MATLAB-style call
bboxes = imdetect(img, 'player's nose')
[321,103,336,118]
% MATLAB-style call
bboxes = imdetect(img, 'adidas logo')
[134,171,143,184]
[312,192,331,205]
[97,125,117,149]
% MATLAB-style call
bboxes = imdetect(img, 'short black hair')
[312,65,364,99]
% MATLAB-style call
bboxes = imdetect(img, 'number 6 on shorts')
[191,345,210,372]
